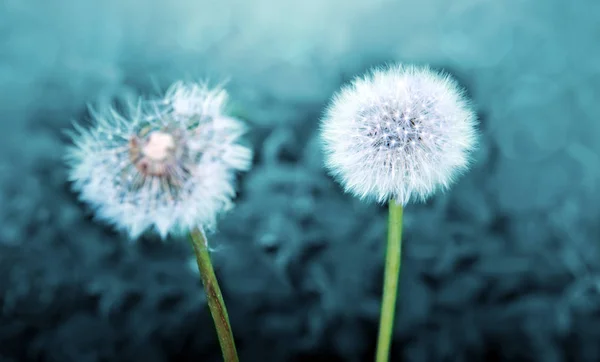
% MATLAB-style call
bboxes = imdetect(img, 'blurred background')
[1,0,599,361]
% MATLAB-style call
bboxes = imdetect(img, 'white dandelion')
[320,63,478,362]
[65,83,253,239]
[66,81,248,360]
[320,64,478,205]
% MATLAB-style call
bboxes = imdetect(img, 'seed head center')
[142,131,175,161]
[361,106,423,151]
[130,130,179,177]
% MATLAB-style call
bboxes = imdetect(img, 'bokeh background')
[1,0,599,361]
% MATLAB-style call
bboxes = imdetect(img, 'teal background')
[0,0,598,361]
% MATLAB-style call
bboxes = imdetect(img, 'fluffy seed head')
[320,64,478,205]
[66,82,253,239]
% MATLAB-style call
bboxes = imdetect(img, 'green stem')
[189,227,239,362]
[375,200,404,362]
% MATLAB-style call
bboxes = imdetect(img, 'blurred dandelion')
[65,82,252,239]
[65,81,251,362]
[320,64,478,362]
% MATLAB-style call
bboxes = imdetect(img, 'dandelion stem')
[189,227,239,362]
[375,200,403,362]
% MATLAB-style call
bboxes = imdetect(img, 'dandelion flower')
[319,64,478,362]
[66,82,249,361]
[321,64,477,205]
[65,83,252,239]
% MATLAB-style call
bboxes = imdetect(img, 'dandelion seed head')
[320,64,478,205]
[66,84,253,239]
